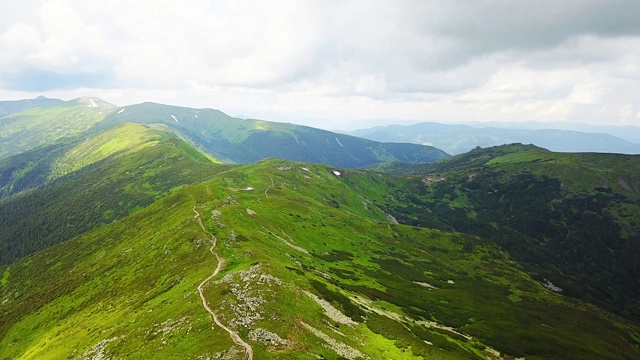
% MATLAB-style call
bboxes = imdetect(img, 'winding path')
[193,206,254,360]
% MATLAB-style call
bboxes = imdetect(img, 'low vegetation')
[370,144,640,323]
[1,103,640,359]
[1,154,639,359]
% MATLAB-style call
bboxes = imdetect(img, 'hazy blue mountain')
[461,120,640,144]
[348,122,640,155]
[0,96,63,117]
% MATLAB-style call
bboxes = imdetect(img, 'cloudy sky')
[1,0,639,129]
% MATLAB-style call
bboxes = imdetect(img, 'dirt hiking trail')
[193,206,254,360]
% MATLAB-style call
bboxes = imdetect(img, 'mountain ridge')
[1,98,449,167]
[101,101,450,167]
[0,96,63,118]
[0,123,222,265]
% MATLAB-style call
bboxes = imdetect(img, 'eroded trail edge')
[193,206,254,360]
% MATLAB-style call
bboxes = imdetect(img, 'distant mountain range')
[99,102,449,167]
[471,120,640,144]
[0,97,448,166]
[347,121,640,155]
[0,96,63,117]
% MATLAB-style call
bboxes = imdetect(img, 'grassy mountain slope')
[348,122,640,155]
[1,98,448,172]
[0,96,62,118]
[369,144,640,323]
[0,123,222,265]
[100,102,449,167]
[0,98,115,159]
[1,158,639,359]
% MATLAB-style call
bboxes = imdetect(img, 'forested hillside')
[370,144,640,323]
[0,124,222,265]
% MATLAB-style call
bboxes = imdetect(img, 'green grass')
[0,124,223,265]
[2,157,639,359]
[49,123,219,178]
[0,98,115,159]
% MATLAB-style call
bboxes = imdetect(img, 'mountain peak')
[69,97,117,110]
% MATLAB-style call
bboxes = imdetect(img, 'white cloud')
[1,22,43,57]
[1,0,640,128]
[567,82,608,104]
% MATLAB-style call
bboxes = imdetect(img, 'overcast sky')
[1,0,639,129]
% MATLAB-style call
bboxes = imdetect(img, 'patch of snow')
[447,280,455,284]
[335,137,344,147]
[301,167,310,172]
[243,187,254,191]
[89,98,98,108]
[194,114,199,118]
[117,108,126,114]
[170,115,179,123]
[332,170,341,176]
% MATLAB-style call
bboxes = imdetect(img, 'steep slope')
[0,123,222,265]
[0,142,72,198]
[348,122,640,155]
[370,144,640,323]
[0,159,638,359]
[0,96,62,118]
[0,97,115,159]
[100,102,449,167]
